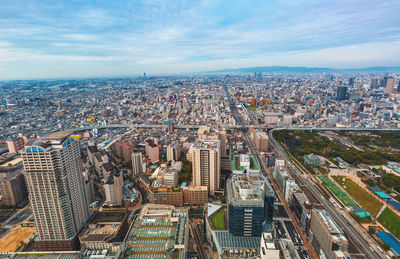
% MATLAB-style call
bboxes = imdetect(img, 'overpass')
[70,124,400,132]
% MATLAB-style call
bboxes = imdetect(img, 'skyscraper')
[226,173,274,237]
[21,132,90,251]
[131,152,143,175]
[370,78,379,89]
[166,141,180,161]
[336,86,348,101]
[190,139,220,195]
[348,77,355,87]
[382,76,395,94]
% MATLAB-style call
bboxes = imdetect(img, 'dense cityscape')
[1,0,400,258]
[1,72,400,259]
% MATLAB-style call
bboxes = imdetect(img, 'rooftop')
[316,209,344,235]
[214,230,261,249]
[126,204,188,259]
[227,174,266,206]
[192,138,220,150]
[376,231,400,255]
[232,154,259,172]
[207,203,222,217]
[79,211,127,243]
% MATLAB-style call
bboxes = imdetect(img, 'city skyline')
[1,0,400,80]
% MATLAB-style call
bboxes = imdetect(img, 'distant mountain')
[344,66,400,72]
[208,66,400,73]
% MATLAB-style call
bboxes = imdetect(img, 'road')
[68,123,400,132]
[242,127,316,259]
[225,87,316,259]
[125,172,148,204]
[269,128,384,259]
[189,220,208,259]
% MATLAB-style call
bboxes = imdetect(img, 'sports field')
[333,177,383,217]
[317,175,358,207]
[0,227,35,252]
[378,208,400,240]
[210,209,225,230]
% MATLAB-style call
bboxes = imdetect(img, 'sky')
[0,0,400,80]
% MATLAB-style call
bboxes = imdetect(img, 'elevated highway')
[70,123,400,132]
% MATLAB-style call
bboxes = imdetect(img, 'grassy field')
[246,105,258,111]
[210,209,225,230]
[333,176,383,217]
[378,208,400,240]
[0,227,35,252]
[317,175,358,207]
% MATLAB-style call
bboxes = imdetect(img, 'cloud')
[0,0,399,79]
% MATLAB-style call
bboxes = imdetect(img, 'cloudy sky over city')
[0,0,399,79]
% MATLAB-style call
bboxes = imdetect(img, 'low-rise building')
[310,209,350,259]
[6,136,26,154]
[304,153,321,166]
[124,204,189,259]
[79,211,129,250]
[187,185,208,206]
[232,154,260,175]
[260,232,280,259]
[163,168,178,187]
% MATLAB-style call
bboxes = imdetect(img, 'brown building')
[382,76,395,94]
[114,141,123,159]
[113,139,134,163]
[148,188,184,206]
[187,185,208,206]
[145,139,159,163]
[148,185,208,207]
[6,137,25,154]
[189,139,220,196]
[0,166,28,207]
[122,141,134,163]
[252,131,269,152]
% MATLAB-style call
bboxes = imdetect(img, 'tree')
[368,226,375,234]
[364,178,376,186]
[382,242,390,251]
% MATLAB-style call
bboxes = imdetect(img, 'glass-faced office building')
[226,173,274,237]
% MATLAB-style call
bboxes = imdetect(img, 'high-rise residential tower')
[166,141,181,162]
[382,76,395,94]
[370,78,379,89]
[190,139,220,195]
[131,152,143,175]
[21,132,90,251]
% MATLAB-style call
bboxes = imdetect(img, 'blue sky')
[0,0,399,79]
